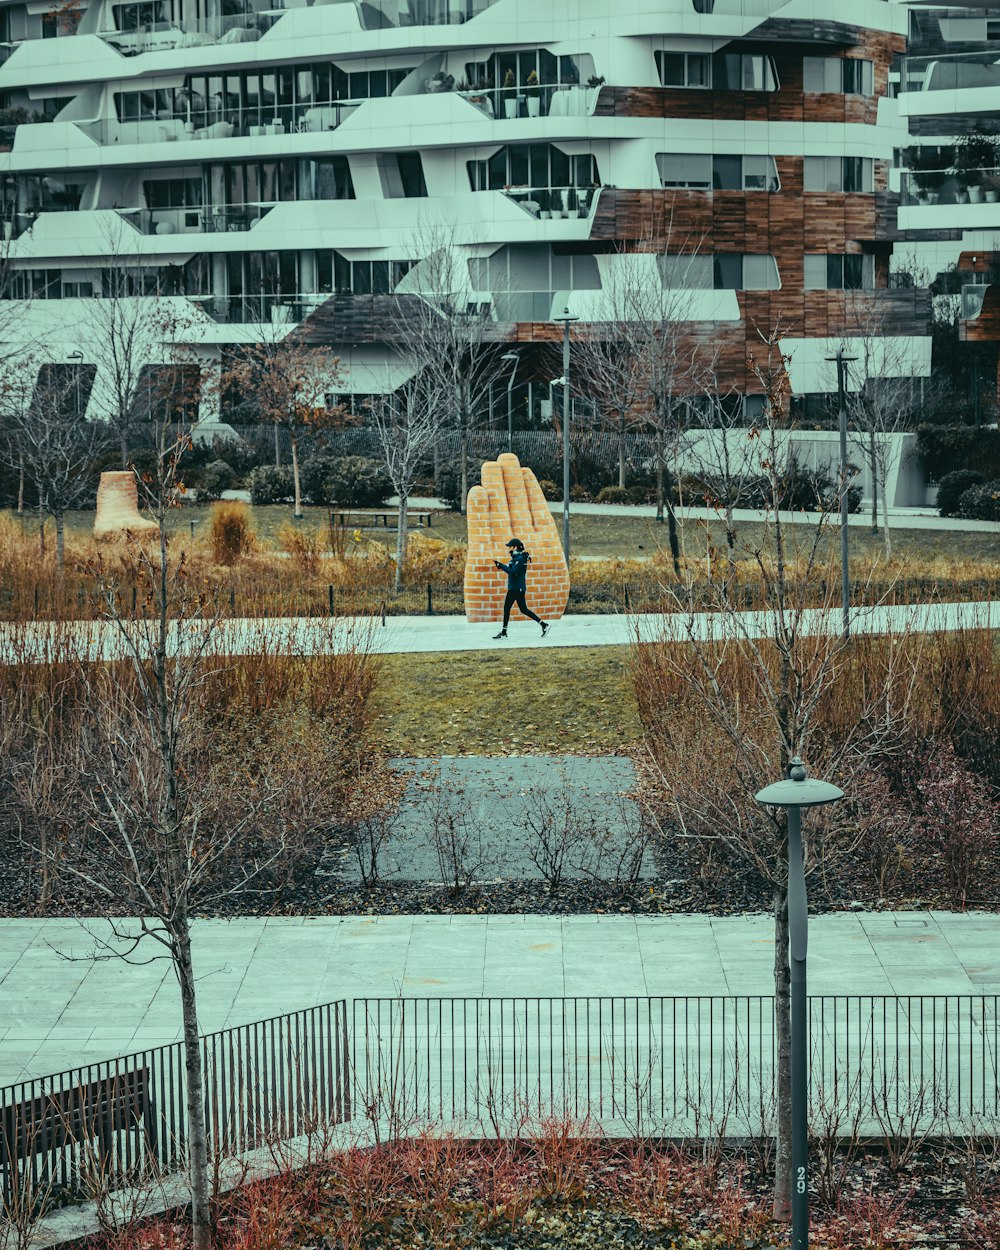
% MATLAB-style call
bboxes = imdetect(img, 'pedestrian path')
[1,912,995,1086]
[2,599,996,663]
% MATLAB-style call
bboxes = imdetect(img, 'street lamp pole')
[553,306,577,563]
[67,349,84,419]
[501,351,519,454]
[756,759,845,1250]
[826,348,856,641]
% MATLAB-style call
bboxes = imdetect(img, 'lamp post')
[553,306,577,562]
[755,758,845,1250]
[825,348,856,640]
[501,351,519,453]
[67,349,84,419]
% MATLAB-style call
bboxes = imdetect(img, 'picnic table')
[331,510,433,531]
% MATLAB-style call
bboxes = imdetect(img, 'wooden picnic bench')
[331,510,433,531]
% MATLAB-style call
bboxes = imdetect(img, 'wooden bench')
[331,510,433,531]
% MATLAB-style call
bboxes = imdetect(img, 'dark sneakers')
[540,622,550,637]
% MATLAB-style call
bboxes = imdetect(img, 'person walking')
[493,537,550,640]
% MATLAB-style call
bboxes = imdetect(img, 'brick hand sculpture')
[464,452,570,623]
[93,471,159,540]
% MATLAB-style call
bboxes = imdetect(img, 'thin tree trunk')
[121,427,128,471]
[618,420,626,490]
[881,487,892,558]
[459,425,468,514]
[655,430,665,524]
[869,434,878,533]
[37,506,45,558]
[274,423,281,469]
[394,491,409,592]
[54,510,65,576]
[291,435,302,518]
[174,921,212,1250]
[773,884,792,1222]
[17,455,24,514]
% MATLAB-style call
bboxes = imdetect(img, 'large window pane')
[743,254,778,290]
[803,255,827,289]
[713,155,742,190]
[660,53,686,87]
[660,253,712,288]
[657,152,712,188]
[714,254,742,289]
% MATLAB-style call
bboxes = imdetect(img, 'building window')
[803,156,874,192]
[656,50,778,91]
[656,153,779,190]
[659,253,780,290]
[144,178,203,209]
[377,152,426,198]
[317,256,413,295]
[468,145,599,191]
[804,253,875,290]
[465,50,594,92]
[803,57,874,96]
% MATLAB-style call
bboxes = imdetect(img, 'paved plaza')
[1,911,997,1086]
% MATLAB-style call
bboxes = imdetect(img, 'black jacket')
[497,549,530,592]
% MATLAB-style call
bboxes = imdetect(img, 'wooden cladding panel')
[960,286,1000,344]
[593,31,902,127]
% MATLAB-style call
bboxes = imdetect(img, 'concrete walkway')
[1,912,996,1086]
[2,598,997,663]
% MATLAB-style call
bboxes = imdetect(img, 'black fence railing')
[352,995,1000,1132]
[1,1000,348,1209]
[3,995,998,1215]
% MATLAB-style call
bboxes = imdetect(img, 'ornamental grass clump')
[209,500,256,566]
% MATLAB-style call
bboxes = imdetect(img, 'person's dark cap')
[505,538,519,548]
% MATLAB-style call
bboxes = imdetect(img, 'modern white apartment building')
[0,0,931,426]
[896,1,1000,397]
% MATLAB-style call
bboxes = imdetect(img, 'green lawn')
[55,502,1000,566]
[376,646,641,755]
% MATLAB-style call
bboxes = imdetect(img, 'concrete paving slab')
[2,912,998,1085]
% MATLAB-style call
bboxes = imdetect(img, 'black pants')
[502,588,542,629]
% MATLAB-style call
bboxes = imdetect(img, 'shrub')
[538,479,560,501]
[196,459,236,500]
[249,465,294,505]
[278,522,323,576]
[936,469,986,517]
[302,453,390,508]
[209,501,255,566]
[916,422,1000,480]
[435,467,464,512]
[596,486,630,505]
[912,742,999,907]
[569,483,591,502]
[957,479,1000,521]
[627,483,653,504]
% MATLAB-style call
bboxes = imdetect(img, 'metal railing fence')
[3,994,998,1212]
[353,995,1000,1133]
[1,1000,348,1208]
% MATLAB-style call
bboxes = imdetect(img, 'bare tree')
[841,292,921,556]
[43,434,295,1250]
[369,361,448,592]
[0,352,112,569]
[393,225,508,511]
[222,333,346,518]
[638,321,919,1221]
[576,214,714,573]
[85,222,200,467]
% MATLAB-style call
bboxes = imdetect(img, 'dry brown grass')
[2,508,999,622]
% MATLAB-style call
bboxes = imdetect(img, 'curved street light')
[755,758,844,1250]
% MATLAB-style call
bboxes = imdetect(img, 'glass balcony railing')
[357,0,495,30]
[188,293,327,323]
[899,52,1000,94]
[691,0,786,13]
[98,9,285,54]
[79,100,360,146]
[501,185,600,219]
[456,83,594,120]
[962,283,989,321]
[119,203,277,235]
[900,167,1000,207]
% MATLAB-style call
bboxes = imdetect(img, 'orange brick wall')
[464,454,571,624]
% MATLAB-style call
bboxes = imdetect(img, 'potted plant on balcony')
[984,173,1000,203]
[425,70,455,94]
[525,69,541,117]
[536,187,550,219]
[955,130,998,204]
[502,68,519,119]
[912,167,947,204]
